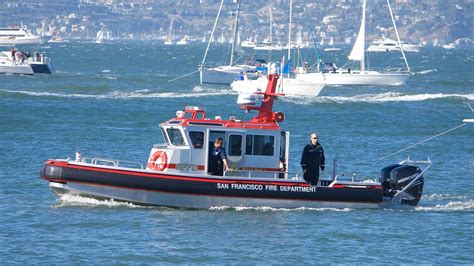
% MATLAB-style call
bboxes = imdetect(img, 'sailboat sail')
[348,0,366,67]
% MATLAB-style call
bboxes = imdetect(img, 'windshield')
[166,128,185,146]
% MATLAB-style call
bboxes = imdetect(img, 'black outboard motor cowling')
[380,164,401,196]
[380,164,424,206]
[390,165,423,206]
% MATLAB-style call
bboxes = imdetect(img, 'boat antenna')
[303,2,324,78]
[387,0,410,72]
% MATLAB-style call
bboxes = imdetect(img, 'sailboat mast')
[387,0,410,72]
[230,0,241,66]
[361,0,366,71]
[347,0,366,71]
[201,0,224,65]
[288,0,293,62]
[168,17,174,42]
[269,8,273,45]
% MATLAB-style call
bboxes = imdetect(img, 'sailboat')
[253,8,283,51]
[176,34,190,45]
[324,37,341,51]
[95,29,112,43]
[231,0,325,96]
[298,0,411,86]
[199,0,257,85]
[164,17,174,45]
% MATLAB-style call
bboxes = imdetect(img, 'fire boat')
[40,73,431,209]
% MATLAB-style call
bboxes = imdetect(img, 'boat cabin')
[147,106,289,179]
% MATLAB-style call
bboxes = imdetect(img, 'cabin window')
[245,134,274,156]
[166,128,185,146]
[160,127,170,145]
[189,131,204,149]
[228,135,242,156]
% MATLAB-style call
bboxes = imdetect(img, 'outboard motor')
[380,164,401,196]
[380,164,424,206]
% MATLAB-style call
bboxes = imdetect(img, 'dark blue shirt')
[208,147,227,175]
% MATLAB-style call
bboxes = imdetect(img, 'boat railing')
[306,66,409,74]
[224,168,302,180]
[152,143,169,149]
[77,156,144,169]
[330,173,377,183]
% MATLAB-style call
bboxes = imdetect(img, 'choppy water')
[1,42,473,264]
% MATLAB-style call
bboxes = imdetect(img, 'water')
[1,42,473,264]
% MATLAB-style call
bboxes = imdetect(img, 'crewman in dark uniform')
[208,137,231,176]
[300,132,325,186]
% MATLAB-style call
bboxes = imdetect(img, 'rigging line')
[167,70,199,82]
[302,2,324,78]
[379,123,467,161]
[201,0,224,65]
[466,101,473,112]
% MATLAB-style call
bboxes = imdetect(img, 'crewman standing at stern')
[300,132,325,186]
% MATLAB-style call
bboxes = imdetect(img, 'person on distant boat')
[16,51,25,64]
[300,132,325,186]
[208,137,231,176]
[11,48,16,63]
[239,71,245,80]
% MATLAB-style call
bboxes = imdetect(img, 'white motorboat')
[0,51,33,75]
[0,25,45,45]
[241,39,256,48]
[297,0,411,86]
[0,50,53,75]
[200,64,258,85]
[231,73,325,96]
[442,43,456,50]
[367,38,420,53]
[200,0,257,85]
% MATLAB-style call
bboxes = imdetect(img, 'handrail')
[223,168,302,180]
[77,156,144,169]
[152,143,168,149]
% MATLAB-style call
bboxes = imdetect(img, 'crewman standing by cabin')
[208,137,231,176]
[301,132,325,186]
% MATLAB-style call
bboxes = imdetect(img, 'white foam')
[101,69,111,73]
[282,92,474,105]
[415,199,474,212]
[54,194,145,208]
[209,206,354,212]
[1,89,232,99]
[423,193,467,201]
[416,69,438,74]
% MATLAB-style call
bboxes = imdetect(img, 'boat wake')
[209,206,354,212]
[416,69,438,74]
[0,88,233,100]
[414,194,474,212]
[53,194,147,209]
[282,92,474,105]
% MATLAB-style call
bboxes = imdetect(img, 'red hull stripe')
[46,160,308,187]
